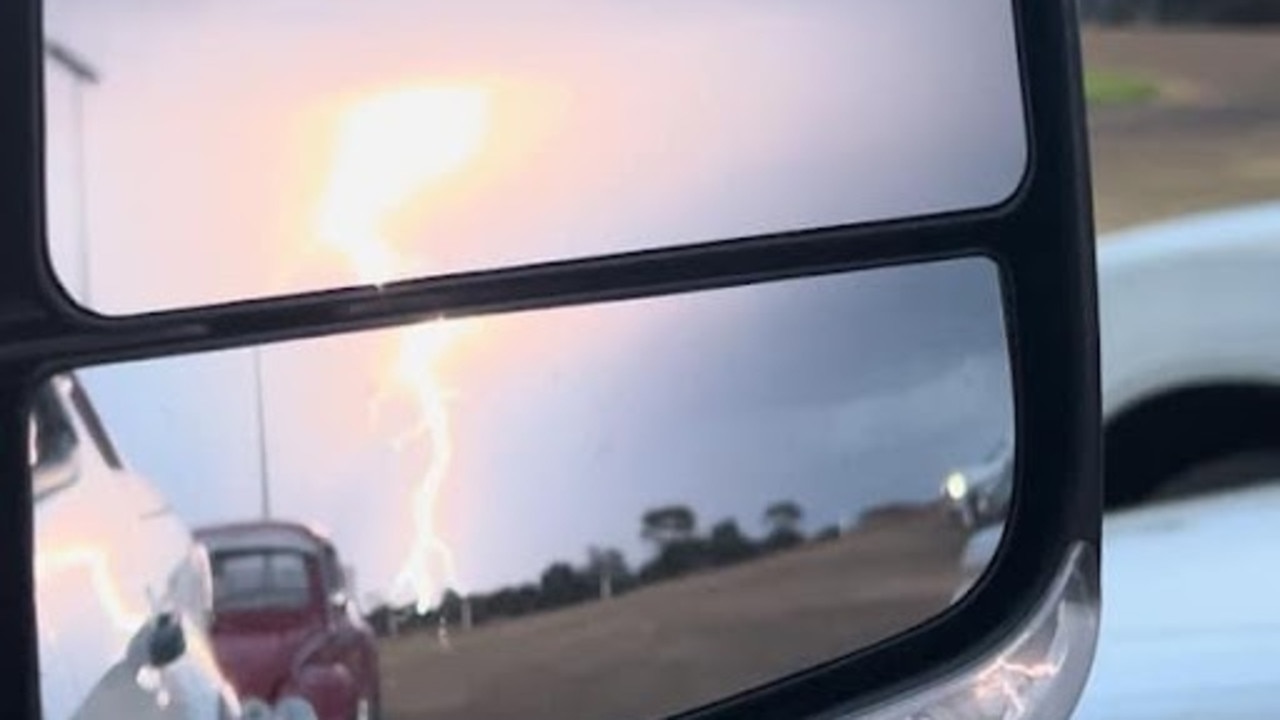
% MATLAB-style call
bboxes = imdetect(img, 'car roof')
[194,520,333,557]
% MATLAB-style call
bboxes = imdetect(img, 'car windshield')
[211,550,313,613]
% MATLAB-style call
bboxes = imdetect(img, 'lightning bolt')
[973,657,1064,718]
[314,85,492,612]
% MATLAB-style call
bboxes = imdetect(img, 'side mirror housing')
[5,0,1100,718]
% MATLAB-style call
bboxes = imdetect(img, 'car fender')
[1098,202,1280,419]
[280,662,358,720]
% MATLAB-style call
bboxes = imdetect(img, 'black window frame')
[27,373,124,505]
[0,1,1100,719]
[28,380,78,502]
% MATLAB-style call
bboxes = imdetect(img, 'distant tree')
[764,500,804,534]
[763,500,806,551]
[707,518,756,565]
[539,561,593,609]
[638,540,708,583]
[514,583,542,614]
[813,525,842,543]
[478,583,542,621]
[438,588,464,624]
[403,605,436,633]
[1079,0,1280,25]
[586,546,629,600]
[364,602,395,637]
[637,505,717,584]
[641,505,698,548]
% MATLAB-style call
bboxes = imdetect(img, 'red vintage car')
[194,521,382,720]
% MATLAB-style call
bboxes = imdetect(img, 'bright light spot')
[314,84,491,612]
[316,86,491,285]
[136,665,162,691]
[973,658,1064,717]
[36,545,147,634]
[944,471,969,501]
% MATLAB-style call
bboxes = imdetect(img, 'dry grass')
[1084,28,1280,232]
[1086,69,1160,106]
[379,509,965,720]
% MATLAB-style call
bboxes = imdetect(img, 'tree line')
[1079,0,1280,23]
[364,499,847,636]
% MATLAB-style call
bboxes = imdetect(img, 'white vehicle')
[956,200,1280,717]
[35,43,325,720]
[31,373,244,720]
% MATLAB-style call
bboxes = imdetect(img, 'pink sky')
[45,0,1024,313]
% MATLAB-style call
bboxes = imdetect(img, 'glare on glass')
[32,259,1014,720]
[43,0,1025,313]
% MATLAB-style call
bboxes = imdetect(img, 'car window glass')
[212,551,313,612]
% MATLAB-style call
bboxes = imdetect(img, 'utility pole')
[253,348,273,519]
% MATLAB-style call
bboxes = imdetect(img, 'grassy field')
[1086,69,1160,107]
[379,509,965,720]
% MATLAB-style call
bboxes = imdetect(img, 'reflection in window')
[30,384,80,503]
[57,258,1017,720]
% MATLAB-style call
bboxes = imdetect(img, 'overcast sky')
[41,0,1020,606]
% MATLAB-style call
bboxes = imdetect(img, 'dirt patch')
[379,510,967,720]
[1083,28,1280,232]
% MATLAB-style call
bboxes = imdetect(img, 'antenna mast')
[253,348,273,519]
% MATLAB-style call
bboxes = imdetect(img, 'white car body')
[1097,202,1280,420]
[32,374,240,720]
[958,201,1280,717]
[1076,482,1280,718]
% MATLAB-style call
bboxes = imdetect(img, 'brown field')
[380,508,965,720]
[1085,28,1280,232]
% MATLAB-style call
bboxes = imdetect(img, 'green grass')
[1085,70,1160,106]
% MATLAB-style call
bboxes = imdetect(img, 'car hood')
[1075,483,1280,718]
